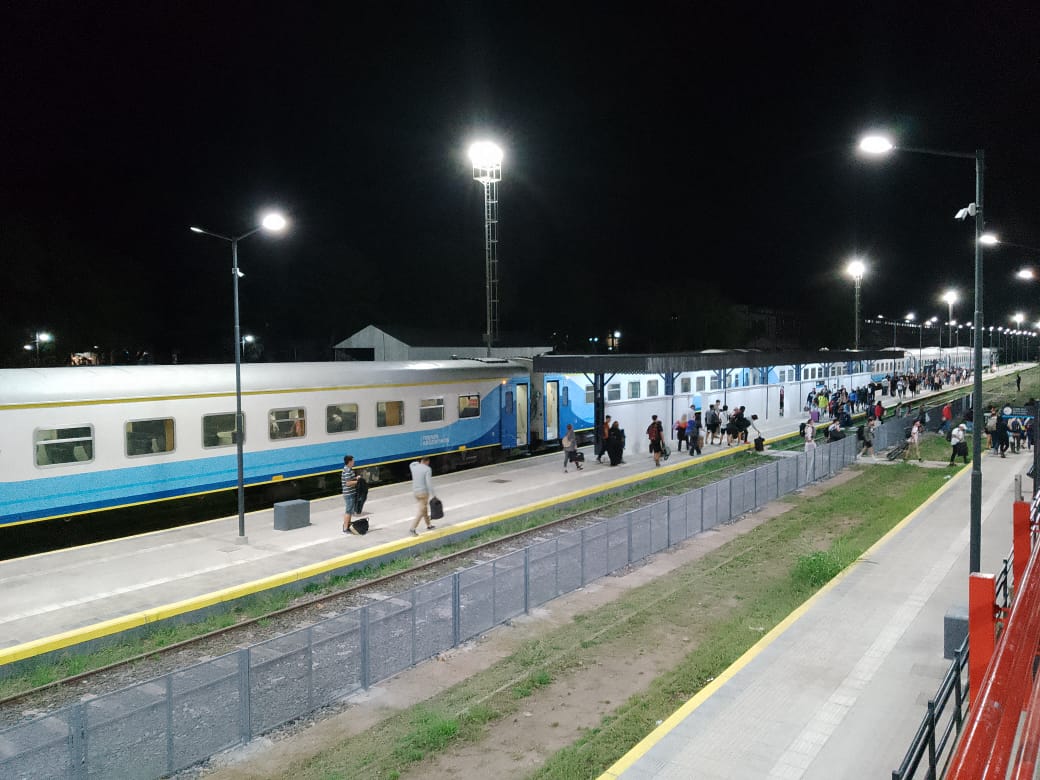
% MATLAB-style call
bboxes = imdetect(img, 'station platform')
[0,412,794,665]
[601,439,1029,778]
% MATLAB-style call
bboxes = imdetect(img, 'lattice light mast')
[469,141,503,357]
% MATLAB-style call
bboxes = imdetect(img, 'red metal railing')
[946,499,1040,778]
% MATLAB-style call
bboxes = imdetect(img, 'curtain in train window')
[377,400,404,427]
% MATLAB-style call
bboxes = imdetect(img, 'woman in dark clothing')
[607,421,625,466]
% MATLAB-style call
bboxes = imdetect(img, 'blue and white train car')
[0,360,532,528]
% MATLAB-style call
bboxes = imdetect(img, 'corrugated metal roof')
[533,349,894,374]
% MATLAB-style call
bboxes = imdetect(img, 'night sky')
[3,3,1039,365]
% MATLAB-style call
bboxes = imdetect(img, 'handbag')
[429,496,444,520]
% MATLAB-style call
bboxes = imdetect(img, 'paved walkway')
[602,445,1030,778]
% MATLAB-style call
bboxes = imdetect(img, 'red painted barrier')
[947,533,1040,778]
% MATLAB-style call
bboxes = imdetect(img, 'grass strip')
[285,464,948,779]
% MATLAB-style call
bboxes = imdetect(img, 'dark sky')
[2,2,1039,364]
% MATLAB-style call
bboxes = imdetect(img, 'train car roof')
[0,360,529,406]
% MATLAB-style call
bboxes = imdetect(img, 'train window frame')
[561,386,569,406]
[585,385,594,404]
[607,383,621,401]
[458,394,481,419]
[34,424,95,467]
[326,403,359,434]
[628,381,641,399]
[647,379,659,397]
[202,412,241,449]
[269,407,307,440]
[680,377,691,394]
[125,417,176,458]
[419,397,445,424]
[377,400,405,428]
[696,376,706,392]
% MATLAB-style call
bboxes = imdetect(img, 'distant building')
[333,324,552,361]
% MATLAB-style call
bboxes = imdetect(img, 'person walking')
[1017,372,1022,392]
[686,408,702,455]
[607,420,625,466]
[675,414,688,452]
[341,454,362,534]
[804,416,817,481]
[949,423,969,465]
[646,415,664,467]
[996,412,1010,458]
[779,386,785,417]
[940,402,952,435]
[904,419,923,462]
[705,403,721,445]
[408,456,437,535]
[860,418,875,460]
[596,415,612,463]
[562,423,583,472]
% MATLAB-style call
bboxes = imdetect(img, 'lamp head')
[468,141,503,168]
[858,135,894,155]
[943,290,958,306]
[979,232,999,245]
[261,212,288,233]
[846,259,866,280]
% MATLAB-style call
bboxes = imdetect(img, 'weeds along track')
[0,456,761,727]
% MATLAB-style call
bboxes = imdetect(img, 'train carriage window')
[696,376,706,392]
[505,390,514,414]
[377,400,404,428]
[680,377,691,394]
[628,381,641,399]
[607,383,621,401]
[647,379,659,397]
[35,425,94,466]
[126,418,175,457]
[269,408,306,440]
[458,394,481,419]
[203,412,240,448]
[326,403,358,433]
[419,397,444,423]
[710,376,720,390]
[585,385,594,404]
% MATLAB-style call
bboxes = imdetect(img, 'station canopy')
[533,348,896,375]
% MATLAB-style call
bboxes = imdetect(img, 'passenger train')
[0,346,985,531]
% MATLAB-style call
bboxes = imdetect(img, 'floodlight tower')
[846,259,866,349]
[469,141,503,357]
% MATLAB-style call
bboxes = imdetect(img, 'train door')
[515,382,529,447]
[545,379,560,441]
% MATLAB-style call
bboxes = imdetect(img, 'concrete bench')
[273,499,310,531]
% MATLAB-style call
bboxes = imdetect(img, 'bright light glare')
[1018,268,1035,280]
[1014,313,1025,324]
[904,312,915,321]
[261,212,288,232]
[189,226,204,234]
[23,344,32,351]
[979,233,999,245]
[858,135,894,155]
[943,290,958,305]
[38,332,53,343]
[468,141,503,168]
[846,259,866,279]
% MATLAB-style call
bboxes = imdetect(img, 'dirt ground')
[203,473,858,780]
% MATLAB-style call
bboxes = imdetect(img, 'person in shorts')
[646,414,664,467]
[341,454,361,534]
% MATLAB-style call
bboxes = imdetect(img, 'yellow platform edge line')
[0,446,745,668]
[597,463,965,779]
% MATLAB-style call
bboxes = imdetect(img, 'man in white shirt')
[408,457,437,536]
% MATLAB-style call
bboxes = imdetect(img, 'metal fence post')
[581,527,587,584]
[523,547,530,614]
[627,512,633,564]
[165,675,174,775]
[70,702,87,780]
[925,700,937,774]
[238,649,252,743]
[306,625,315,712]
[452,573,461,648]
[410,590,417,666]
[360,606,370,690]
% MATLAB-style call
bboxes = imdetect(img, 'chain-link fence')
[0,436,858,779]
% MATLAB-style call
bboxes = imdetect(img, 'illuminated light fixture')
[468,141,504,168]
[858,135,894,154]
[979,233,999,245]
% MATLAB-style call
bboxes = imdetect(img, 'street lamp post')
[23,331,53,366]
[190,212,288,542]
[905,313,923,370]
[943,290,958,369]
[846,259,866,349]
[469,141,503,357]
[859,134,986,574]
